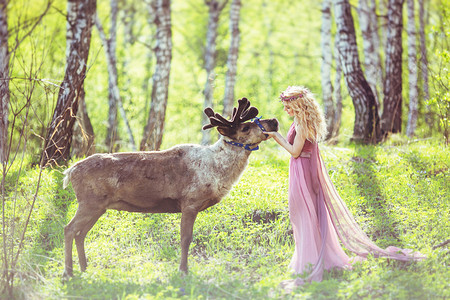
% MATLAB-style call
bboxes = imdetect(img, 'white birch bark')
[140,0,172,151]
[334,0,381,143]
[358,0,383,107]
[223,0,241,118]
[202,0,227,145]
[42,0,96,166]
[406,0,419,137]
[72,86,95,157]
[332,34,343,138]
[0,0,9,163]
[419,0,431,128]
[120,0,136,120]
[381,0,404,135]
[321,0,334,140]
[95,3,136,151]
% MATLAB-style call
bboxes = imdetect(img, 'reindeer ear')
[217,126,234,137]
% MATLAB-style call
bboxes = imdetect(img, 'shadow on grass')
[31,169,72,255]
[350,146,401,246]
[62,271,276,299]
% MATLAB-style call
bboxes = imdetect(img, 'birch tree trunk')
[97,0,116,151]
[41,0,96,167]
[381,0,404,135]
[334,0,381,143]
[95,1,136,151]
[419,0,431,129]
[406,0,419,137]
[0,0,9,163]
[358,0,383,107]
[71,86,95,157]
[140,0,172,151]
[332,34,343,138]
[223,0,240,118]
[202,0,227,145]
[321,0,335,140]
[120,0,136,105]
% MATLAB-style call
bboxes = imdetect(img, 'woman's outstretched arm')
[263,129,305,158]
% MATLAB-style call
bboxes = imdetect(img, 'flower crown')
[280,89,305,102]
[279,93,304,102]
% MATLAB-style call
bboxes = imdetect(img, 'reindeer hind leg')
[64,204,105,277]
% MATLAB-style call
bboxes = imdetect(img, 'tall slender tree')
[406,0,419,137]
[0,0,9,163]
[41,0,96,166]
[95,1,136,151]
[381,0,404,135]
[320,0,335,140]
[202,0,228,145]
[358,0,383,107]
[97,0,119,151]
[223,0,241,118]
[333,0,381,143]
[71,86,95,157]
[140,0,172,151]
[419,0,431,129]
[332,34,343,138]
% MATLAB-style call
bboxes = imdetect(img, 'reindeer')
[62,98,278,277]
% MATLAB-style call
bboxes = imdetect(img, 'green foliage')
[1,139,448,299]
[426,0,450,144]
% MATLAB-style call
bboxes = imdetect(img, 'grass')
[1,138,449,299]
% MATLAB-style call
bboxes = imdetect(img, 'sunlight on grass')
[2,139,448,299]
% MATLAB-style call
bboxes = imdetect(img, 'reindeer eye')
[242,125,250,132]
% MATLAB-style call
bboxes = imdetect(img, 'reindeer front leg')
[179,208,198,273]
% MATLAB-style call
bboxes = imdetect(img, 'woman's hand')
[263,130,305,158]
[262,131,278,139]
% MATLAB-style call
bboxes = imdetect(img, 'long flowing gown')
[286,123,425,283]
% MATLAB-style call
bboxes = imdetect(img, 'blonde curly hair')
[280,86,327,142]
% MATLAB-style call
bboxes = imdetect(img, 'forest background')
[1,0,449,298]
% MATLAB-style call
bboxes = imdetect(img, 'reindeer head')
[203,98,279,145]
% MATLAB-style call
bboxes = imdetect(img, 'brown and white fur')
[62,99,278,278]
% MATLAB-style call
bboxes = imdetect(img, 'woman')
[263,86,424,285]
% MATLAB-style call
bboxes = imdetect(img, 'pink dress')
[286,123,424,283]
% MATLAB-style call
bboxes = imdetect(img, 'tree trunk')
[95,2,136,152]
[120,0,136,105]
[140,0,172,151]
[358,0,383,107]
[321,0,334,140]
[72,86,95,157]
[0,0,9,163]
[334,0,381,143]
[202,0,227,145]
[419,0,431,130]
[223,0,240,118]
[98,0,118,151]
[381,0,404,135]
[332,34,343,138]
[406,0,419,137]
[41,0,96,167]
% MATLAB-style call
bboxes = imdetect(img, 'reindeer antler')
[202,98,259,130]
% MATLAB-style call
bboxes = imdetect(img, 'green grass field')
[2,139,449,299]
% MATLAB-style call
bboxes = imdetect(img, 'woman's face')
[283,103,294,117]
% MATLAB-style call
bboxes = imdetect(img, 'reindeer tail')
[63,167,73,189]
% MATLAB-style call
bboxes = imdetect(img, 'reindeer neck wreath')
[203,98,263,151]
